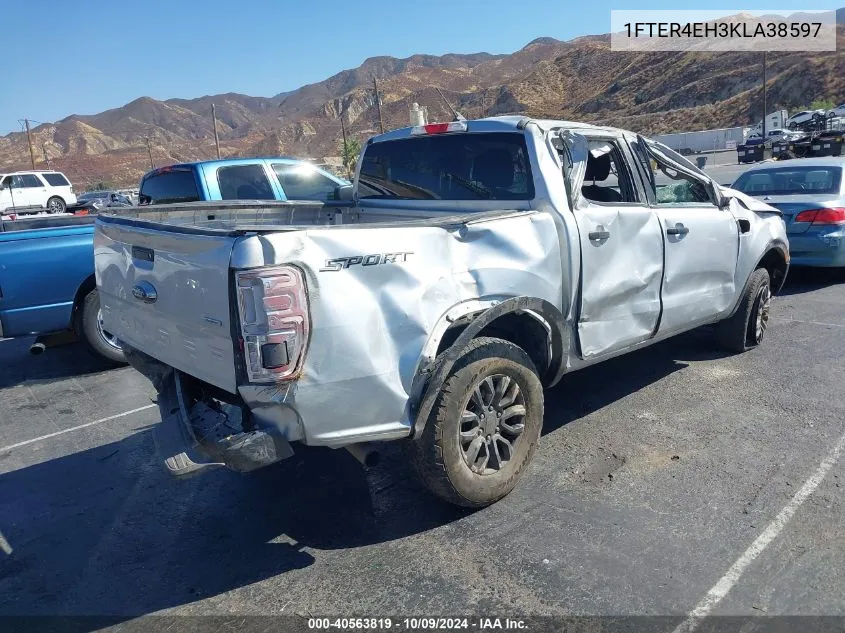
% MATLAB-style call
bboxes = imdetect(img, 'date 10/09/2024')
[307,617,528,631]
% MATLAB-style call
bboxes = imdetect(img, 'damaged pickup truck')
[94,116,789,507]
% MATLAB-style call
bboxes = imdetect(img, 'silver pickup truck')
[95,116,789,507]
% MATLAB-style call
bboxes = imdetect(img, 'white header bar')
[610,10,837,51]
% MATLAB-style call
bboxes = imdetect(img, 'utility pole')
[24,119,36,170]
[373,76,385,134]
[211,103,221,159]
[145,137,154,169]
[41,143,50,168]
[340,115,351,180]
[762,51,767,139]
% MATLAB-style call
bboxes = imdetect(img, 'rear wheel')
[78,289,126,364]
[716,267,771,353]
[46,196,66,214]
[405,337,544,508]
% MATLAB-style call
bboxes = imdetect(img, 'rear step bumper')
[127,348,294,476]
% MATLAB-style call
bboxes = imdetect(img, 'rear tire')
[46,196,66,214]
[78,289,126,364]
[405,337,544,508]
[716,267,771,353]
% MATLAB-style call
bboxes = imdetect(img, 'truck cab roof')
[368,115,619,144]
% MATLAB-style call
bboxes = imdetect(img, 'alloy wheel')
[754,284,771,344]
[97,309,122,351]
[459,374,526,475]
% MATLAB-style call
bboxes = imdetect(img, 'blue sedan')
[732,157,845,268]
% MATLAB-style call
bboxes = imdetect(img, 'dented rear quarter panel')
[231,210,563,445]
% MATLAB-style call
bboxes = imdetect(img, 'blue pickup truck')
[0,215,125,362]
[139,158,350,204]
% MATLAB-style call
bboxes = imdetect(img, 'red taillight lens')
[235,265,309,382]
[794,207,845,224]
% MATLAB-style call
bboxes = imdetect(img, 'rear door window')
[359,132,534,200]
[42,173,70,187]
[21,174,43,188]
[217,164,275,200]
[272,163,339,201]
[139,169,200,205]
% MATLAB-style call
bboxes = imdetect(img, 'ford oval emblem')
[132,281,158,304]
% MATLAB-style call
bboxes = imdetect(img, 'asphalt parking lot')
[1,267,844,630]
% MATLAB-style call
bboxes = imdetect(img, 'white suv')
[0,170,77,214]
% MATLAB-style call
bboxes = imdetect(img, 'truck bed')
[101,200,529,234]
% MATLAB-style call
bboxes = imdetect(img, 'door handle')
[588,229,610,241]
[666,225,689,236]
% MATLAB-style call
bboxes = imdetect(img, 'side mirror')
[334,184,354,201]
[0,183,5,191]
[717,191,733,209]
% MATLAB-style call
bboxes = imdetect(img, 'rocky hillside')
[2,16,843,188]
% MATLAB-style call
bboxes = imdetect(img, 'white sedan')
[786,110,826,129]
[827,103,845,119]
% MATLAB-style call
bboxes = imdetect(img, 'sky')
[3,0,842,134]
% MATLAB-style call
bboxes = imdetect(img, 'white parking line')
[673,428,845,633]
[0,404,157,453]
[774,317,845,329]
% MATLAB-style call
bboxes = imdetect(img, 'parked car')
[95,116,788,507]
[0,214,124,363]
[826,103,845,119]
[0,170,77,214]
[116,188,140,205]
[785,110,826,130]
[69,191,134,215]
[747,129,803,144]
[138,158,350,205]
[732,157,845,268]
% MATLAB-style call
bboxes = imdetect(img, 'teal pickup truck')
[139,158,350,205]
[0,215,125,363]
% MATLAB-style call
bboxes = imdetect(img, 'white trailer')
[653,127,746,153]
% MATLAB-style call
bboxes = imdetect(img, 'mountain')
[1,19,843,188]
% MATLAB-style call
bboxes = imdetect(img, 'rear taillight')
[794,207,845,225]
[410,120,468,135]
[235,265,309,382]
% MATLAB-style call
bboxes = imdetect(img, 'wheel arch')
[726,240,789,320]
[71,274,97,329]
[46,194,66,209]
[757,242,789,295]
[410,296,568,438]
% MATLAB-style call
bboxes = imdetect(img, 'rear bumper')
[788,229,845,268]
[126,348,294,476]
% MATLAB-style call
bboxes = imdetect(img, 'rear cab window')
[139,169,201,205]
[42,173,71,187]
[733,166,843,196]
[217,164,275,200]
[359,132,534,201]
[272,163,339,201]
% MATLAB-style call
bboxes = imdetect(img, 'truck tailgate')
[95,218,239,393]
